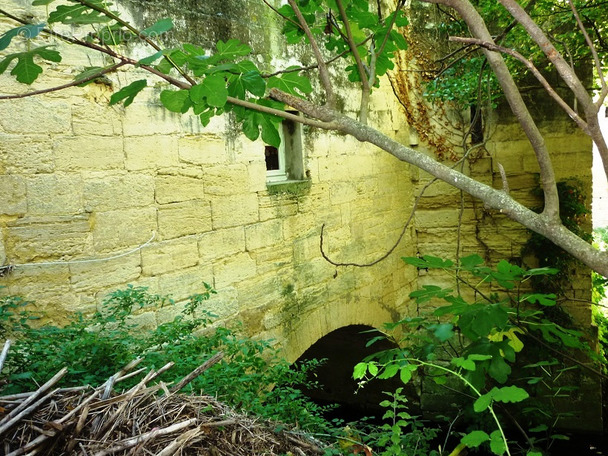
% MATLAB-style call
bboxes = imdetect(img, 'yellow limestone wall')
[0,0,594,364]
[0,2,421,362]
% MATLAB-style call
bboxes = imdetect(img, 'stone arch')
[281,296,403,364]
[293,324,419,420]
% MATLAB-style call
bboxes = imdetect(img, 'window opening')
[470,104,484,144]
[265,112,304,183]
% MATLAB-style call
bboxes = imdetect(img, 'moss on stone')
[266,179,311,197]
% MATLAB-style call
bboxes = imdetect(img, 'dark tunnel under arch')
[294,324,419,421]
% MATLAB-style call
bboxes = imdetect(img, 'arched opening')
[295,324,418,421]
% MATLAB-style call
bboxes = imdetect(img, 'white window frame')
[265,127,288,183]
[265,113,304,183]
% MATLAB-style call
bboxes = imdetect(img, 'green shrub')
[354,255,597,456]
[0,285,332,432]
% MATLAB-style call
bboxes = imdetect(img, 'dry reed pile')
[0,341,324,455]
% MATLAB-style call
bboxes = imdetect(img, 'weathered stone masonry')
[0,0,594,375]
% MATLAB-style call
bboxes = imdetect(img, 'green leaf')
[378,363,399,379]
[468,354,493,361]
[32,0,56,4]
[109,79,147,107]
[138,50,164,66]
[199,109,214,127]
[522,293,556,306]
[353,362,368,379]
[492,385,529,404]
[409,285,453,304]
[527,452,543,456]
[0,24,45,51]
[461,430,490,448]
[460,254,485,269]
[202,74,228,107]
[473,392,492,412]
[160,89,192,113]
[34,47,61,62]
[529,424,548,432]
[241,71,266,97]
[490,430,507,455]
[399,366,412,384]
[48,2,113,24]
[402,255,454,269]
[215,38,252,60]
[267,68,313,97]
[452,357,476,371]
[368,362,378,376]
[3,52,40,84]
[190,75,228,107]
[74,66,106,86]
[141,18,173,37]
[432,323,454,342]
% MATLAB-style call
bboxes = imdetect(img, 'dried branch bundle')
[0,349,324,456]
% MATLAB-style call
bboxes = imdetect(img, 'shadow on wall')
[294,324,418,421]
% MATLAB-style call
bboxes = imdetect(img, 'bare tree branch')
[449,36,588,131]
[0,62,128,100]
[419,0,561,222]
[287,0,336,108]
[335,0,370,122]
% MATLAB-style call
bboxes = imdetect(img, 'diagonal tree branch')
[335,0,370,123]
[418,0,561,223]
[450,36,588,132]
[286,0,336,108]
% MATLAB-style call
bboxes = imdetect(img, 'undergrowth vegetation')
[0,284,332,434]
[0,252,604,456]
[353,255,601,456]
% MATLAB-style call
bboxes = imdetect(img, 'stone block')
[213,252,257,288]
[209,193,259,229]
[122,101,184,136]
[258,195,298,222]
[6,216,92,262]
[282,213,316,241]
[155,175,206,204]
[203,164,250,196]
[248,160,267,193]
[415,208,476,228]
[0,134,54,174]
[245,219,283,251]
[84,174,154,211]
[199,226,246,262]
[54,136,124,171]
[0,228,5,266]
[0,98,71,134]
[157,264,214,302]
[70,253,141,292]
[0,175,26,215]
[92,208,157,252]
[126,311,158,331]
[141,236,199,276]
[158,200,212,239]
[178,135,227,165]
[26,174,83,215]
[125,136,179,170]
[72,101,122,136]
[251,244,293,275]
[203,286,239,318]
[329,181,357,205]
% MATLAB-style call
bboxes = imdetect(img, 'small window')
[266,113,304,183]
[470,104,483,144]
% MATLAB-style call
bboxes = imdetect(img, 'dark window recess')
[265,112,305,182]
[265,146,280,171]
[470,104,483,144]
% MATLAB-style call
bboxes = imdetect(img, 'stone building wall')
[0,0,421,362]
[0,0,594,360]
